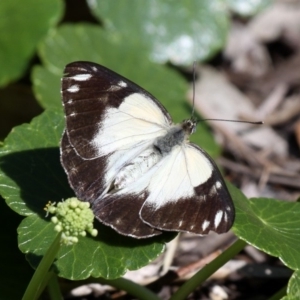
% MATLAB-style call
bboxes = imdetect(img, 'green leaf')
[0,110,70,216]
[0,198,33,299]
[18,212,174,280]
[0,0,63,86]
[226,0,272,17]
[282,270,300,300]
[230,184,300,271]
[36,24,188,115]
[32,66,62,111]
[0,109,174,279]
[88,0,229,66]
[33,24,219,156]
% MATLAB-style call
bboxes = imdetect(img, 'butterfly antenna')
[190,62,263,125]
[191,61,196,120]
[198,118,263,125]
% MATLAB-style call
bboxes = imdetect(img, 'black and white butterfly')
[60,61,235,239]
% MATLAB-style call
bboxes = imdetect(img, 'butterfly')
[60,61,235,239]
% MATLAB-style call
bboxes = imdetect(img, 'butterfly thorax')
[154,119,196,156]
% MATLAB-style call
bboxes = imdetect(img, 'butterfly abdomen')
[113,148,162,190]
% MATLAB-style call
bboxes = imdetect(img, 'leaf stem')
[47,272,63,300]
[98,277,161,300]
[170,238,247,300]
[22,232,61,300]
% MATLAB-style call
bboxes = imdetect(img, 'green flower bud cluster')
[45,198,98,245]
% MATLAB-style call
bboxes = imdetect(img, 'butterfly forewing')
[62,62,172,159]
[60,61,235,238]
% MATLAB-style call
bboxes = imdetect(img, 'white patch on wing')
[202,220,210,231]
[224,212,228,222]
[216,181,222,189]
[139,144,213,209]
[145,146,194,208]
[209,185,217,196]
[184,145,213,187]
[109,85,122,92]
[92,93,170,156]
[118,80,127,87]
[214,210,223,228]
[67,85,79,93]
[90,92,171,189]
[72,74,92,81]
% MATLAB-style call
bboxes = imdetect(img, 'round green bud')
[45,197,98,245]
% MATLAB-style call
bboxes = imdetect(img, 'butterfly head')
[181,117,197,135]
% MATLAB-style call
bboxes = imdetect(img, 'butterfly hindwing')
[140,144,234,234]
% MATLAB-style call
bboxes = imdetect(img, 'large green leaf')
[230,184,300,271]
[31,66,60,111]
[32,24,220,156]
[88,0,229,66]
[0,110,67,216]
[0,109,174,279]
[0,198,33,299]
[0,0,63,86]
[35,24,188,116]
[282,270,300,300]
[18,215,173,280]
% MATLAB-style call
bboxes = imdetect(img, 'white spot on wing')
[209,185,217,196]
[179,220,183,227]
[67,85,79,93]
[118,80,127,87]
[67,99,73,104]
[265,268,272,275]
[72,74,92,81]
[109,85,122,92]
[202,220,210,231]
[216,181,222,189]
[224,212,228,222]
[214,210,223,228]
